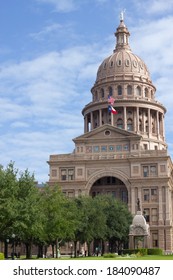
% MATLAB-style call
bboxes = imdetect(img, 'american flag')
[108,95,115,105]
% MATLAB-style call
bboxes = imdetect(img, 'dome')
[132,211,147,227]
[96,50,151,83]
[95,18,152,85]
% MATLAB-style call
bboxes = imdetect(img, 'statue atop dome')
[120,9,126,21]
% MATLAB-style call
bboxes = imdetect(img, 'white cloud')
[36,0,79,12]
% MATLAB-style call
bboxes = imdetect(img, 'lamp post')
[6,239,9,259]
[12,234,15,260]
[70,244,73,258]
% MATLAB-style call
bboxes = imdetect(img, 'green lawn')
[31,255,173,260]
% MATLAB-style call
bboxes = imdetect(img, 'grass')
[11,254,173,260]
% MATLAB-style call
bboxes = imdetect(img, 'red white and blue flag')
[108,105,118,114]
[108,95,115,105]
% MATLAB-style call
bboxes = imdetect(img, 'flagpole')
[111,112,114,126]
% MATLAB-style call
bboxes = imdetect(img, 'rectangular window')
[143,166,149,177]
[61,169,67,181]
[143,189,150,202]
[143,208,150,222]
[151,188,157,201]
[152,233,158,247]
[151,208,158,224]
[68,169,74,181]
[150,165,157,176]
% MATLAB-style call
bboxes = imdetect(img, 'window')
[143,166,149,177]
[101,146,107,152]
[152,233,158,247]
[127,85,132,95]
[109,145,114,151]
[109,86,113,96]
[136,86,141,96]
[143,208,150,222]
[61,169,67,181]
[151,188,157,201]
[143,189,150,201]
[127,118,133,131]
[145,88,148,98]
[101,88,104,98]
[93,146,99,152]
[150,166,157,176]
[118,85,122,95]
[61,168,75,181]
[151,208,158,224]
[68,169,74,180]
[123,144,129,151]
[117,118,123,129]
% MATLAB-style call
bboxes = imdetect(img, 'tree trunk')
[87,242,91,256]
[74,240,77,258]
[25,241,32,259]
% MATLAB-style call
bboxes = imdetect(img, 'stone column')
[99,109,102,127]
[90,111,93,130]
[165,187,170,225]
[148,108,151,136]
[131,187,136,215]
[123,106,127,130]
[136,107,139,132]
[158,186,163,225]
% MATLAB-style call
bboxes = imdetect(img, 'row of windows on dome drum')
[92,86,154,101]
[100,59,145,69]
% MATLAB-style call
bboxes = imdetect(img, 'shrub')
[148,248,163,255]
[122,248,147,256]
[103,253,118,258]
[0,253,4,260]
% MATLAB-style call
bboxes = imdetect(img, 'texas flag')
[108,105,118,114]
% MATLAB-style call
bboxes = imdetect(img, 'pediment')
[73,124,141,143]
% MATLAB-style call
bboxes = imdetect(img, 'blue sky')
[0,0,173,183]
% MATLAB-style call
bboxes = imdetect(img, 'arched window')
[139,119,142,131]
[136,86,141,96]
[144,88,148,98]
[127,118,133,131]
[101,88,104,98]
[118,85,122,96]
[109,86,113,96]
[95,91,98,101]
[127,85,132,95]
[117,118,123,129]
[145,120,148,132]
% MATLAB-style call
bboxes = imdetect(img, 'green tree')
[0,162,19,258]
[73,196,107,256]
[100,195,132,253]
[15,169,43,259]
[41,185,78,257]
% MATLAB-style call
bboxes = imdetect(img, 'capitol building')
[48,15,173,252]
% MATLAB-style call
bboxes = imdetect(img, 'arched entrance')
[89,176,128,204]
